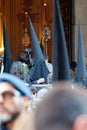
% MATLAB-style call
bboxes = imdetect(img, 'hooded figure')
[52,0,71,81]
[26,18,49,84]
[74,21,87,86]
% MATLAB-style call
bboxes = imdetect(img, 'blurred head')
[0,82,24,123]
[0,73,32,123]
[35,82,87,130]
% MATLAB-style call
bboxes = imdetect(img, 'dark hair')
[10,61,24,80]
[70,61,77,71]
[17,51,34,68]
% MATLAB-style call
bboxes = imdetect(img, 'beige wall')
[72,0,87,60]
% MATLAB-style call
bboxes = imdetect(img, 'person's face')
[0,82,23,123]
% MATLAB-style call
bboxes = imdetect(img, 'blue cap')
[0,73,32,99]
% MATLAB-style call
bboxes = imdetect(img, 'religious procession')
[0,0,87,130]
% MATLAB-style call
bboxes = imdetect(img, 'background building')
[0,0,87,63]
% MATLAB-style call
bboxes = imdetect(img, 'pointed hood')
[74,21,87,85]
[28,18,49,83]
[3,23,13,73]
[53,0,71,81]
[28,18,44,63]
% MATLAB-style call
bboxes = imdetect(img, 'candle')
[0,47,4,55]
[44,3,47,23]
[0,13,4,55]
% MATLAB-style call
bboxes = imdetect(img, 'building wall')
[0,0,25,60]
[1,0,84,62]
[72,0,87,60]
[0,0,52,61]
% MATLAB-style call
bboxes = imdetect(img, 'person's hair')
[35,82,87,130]
[17,52,27,63]
[10,61,24,80]
[70,61,77,71]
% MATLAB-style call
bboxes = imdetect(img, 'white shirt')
[45,61,53,73]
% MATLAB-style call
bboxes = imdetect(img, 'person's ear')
[73,114,87,130]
